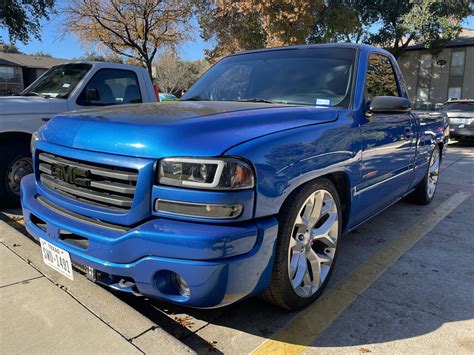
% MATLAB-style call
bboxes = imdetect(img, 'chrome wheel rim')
[288,189,339,298]
[427,148,440,199]
[7,157,33,196]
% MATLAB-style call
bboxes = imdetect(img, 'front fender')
[225,110,360,218]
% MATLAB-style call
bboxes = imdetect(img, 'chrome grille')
[38,152,138,211]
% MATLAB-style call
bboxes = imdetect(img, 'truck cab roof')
[49,61,146,71]
[230,43,392,58]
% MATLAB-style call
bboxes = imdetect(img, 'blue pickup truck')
[22,44,448,310]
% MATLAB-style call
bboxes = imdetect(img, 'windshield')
[21,63,92,98]
[182,47,356,107]
[442,102,474,112]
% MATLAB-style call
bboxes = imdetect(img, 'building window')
[448,87,462,100]
[415,53,432,104]
[450,51,465,77]
[0,66,15,79]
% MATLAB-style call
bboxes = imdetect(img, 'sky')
[0,12,473,62]
[0,13,213,61]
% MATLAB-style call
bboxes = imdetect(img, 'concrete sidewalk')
[0,223,193,354]
[1,243,140,354]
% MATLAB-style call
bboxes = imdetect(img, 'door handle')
[404,127,413,139]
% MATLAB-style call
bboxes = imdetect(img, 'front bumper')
[449,124,474,138]
[21,175,278,308]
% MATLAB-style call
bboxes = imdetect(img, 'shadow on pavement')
[116,192,473,352]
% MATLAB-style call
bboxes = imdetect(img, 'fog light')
[155,199,243,219]
[173,273,190,297]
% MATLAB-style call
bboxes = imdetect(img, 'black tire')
[0,142,32,208]
[409,145,440,205]
[261,178,342,310]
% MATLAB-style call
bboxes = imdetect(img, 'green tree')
[310,1,379,44]
[0,43,23,53]
[0,0,55,43]
[79,51,124,63]
[368,0,472,58]
[31,50,52,57]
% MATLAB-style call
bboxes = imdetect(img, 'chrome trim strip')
[39,152,138,182]
[354,168,412,196]
[89,180,135,194]
[41,175,133,208]
[36,196,130,232]
[40,162,136,194]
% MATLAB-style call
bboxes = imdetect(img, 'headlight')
[158,157,254,190]
[30,132,40,154]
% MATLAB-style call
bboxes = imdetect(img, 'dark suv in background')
[442,99,474,142]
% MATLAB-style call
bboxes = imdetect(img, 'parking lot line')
[253,191,470,355]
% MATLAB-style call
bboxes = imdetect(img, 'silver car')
[442,99,474,141]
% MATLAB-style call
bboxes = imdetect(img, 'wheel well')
[437,142,444,161]
[281,172,351,232]
[326,172,350,232]
[0,132,32,147]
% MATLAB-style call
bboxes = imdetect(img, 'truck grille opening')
[37,152,138,211]
[30,213,47,232]
[59,230,89,249]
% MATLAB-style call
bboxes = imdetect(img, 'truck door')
[354,53,416,222]
[68,68,143,111]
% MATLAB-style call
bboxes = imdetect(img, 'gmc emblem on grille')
[51,164,91,187]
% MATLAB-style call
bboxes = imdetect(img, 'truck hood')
[41,101,339,158]
[0,96,67,115]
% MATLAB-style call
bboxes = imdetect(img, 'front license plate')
[40,238,74,280]
[450,118,467,124]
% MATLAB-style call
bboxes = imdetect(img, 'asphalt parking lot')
[1,141,473,354]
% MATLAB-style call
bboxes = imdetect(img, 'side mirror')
[86,88,100,102]
[368,96,411,114]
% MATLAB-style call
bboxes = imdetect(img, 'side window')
[77,69,142,106]
[365,54,399,101]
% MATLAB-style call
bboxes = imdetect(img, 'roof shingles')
[0,52,69,68]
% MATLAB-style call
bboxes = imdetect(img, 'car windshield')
[182,47,356,107]
[21,63,92,99]
[442,102,474,112]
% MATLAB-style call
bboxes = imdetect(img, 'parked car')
[158,93,178,101]
[441,99,474,141]
[0,61,157,207]
[21,44,448,310]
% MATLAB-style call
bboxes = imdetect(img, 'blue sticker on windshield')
[315,98,331,106]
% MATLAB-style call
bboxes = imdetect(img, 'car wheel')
[261,178,342,310]
[410,145,440,205]
[0,143,33,208]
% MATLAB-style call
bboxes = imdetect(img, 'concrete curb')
[0,220,194,354]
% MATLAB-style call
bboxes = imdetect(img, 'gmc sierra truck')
[0,61,157,207]
[21,44,448,310]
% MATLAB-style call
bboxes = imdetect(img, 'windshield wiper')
[238,98,277,104]
[182,96,209,101]
[22,91,41,97]
[22,91,52,99]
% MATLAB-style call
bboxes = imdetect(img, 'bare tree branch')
[62,0,192,78]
